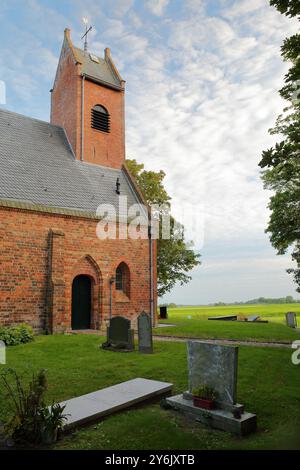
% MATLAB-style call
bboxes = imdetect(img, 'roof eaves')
[0,198,99,219]
[81,72,123,91]
[0,198,149,225]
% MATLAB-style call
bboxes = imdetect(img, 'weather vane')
[81,18,92,52]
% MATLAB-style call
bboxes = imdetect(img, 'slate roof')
[74,47,123,90]
[0,108,140,217]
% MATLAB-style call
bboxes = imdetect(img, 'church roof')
[74,47,123,90]
[0,108,141,218]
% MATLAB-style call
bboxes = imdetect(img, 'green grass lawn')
[0,334,299,450]
[154,304,300,343]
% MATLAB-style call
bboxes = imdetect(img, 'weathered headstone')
[102,316,134,351]
[138,312,153,354]
[286,312,297,328]
[187,341,238,405]
[159,306,168,319]
[0,340,5,365]
[165,341,257,436]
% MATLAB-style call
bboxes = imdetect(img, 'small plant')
[192,385,218,410]
[192,385,218,401]
[39,403,68,444]
[0,324,34,346]
[0,368,68,445]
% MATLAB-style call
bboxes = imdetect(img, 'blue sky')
[0,0,299,304]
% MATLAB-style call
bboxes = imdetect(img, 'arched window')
[91,104,110,133]
[115,262,130,297]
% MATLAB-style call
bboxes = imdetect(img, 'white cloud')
[145,0,169,16]
[223,0,266,18]
[121,3,298,255]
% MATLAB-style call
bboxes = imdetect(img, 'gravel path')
[69,329,294,349]
[152,334,292,349]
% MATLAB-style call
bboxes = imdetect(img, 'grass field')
[0,335,299,450]
[154,304,300,342]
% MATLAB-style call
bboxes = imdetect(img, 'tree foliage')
[126,159,201,297]
[259,1,300,291]
[270,0,300,18]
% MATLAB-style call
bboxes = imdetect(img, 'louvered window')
[91,105,110,133]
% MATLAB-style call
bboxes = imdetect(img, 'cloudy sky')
[0,0,299,304]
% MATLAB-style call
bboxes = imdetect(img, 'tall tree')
[126,159,201,296]
[259,1,300,291]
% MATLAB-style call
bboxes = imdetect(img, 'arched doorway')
[72,275,91,330]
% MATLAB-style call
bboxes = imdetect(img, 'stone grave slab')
[60,378,173,431]
[138,311,153,354]
[247,315,260,322]
[102,316,134,351]
[208,315,237,321]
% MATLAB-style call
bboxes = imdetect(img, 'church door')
[72,275,91,330]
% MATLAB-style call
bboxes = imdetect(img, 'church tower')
[51,28,125,169]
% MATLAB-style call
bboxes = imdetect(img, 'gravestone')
[187,341,238,405]
[286,312,297,328]
[0,340,5,365]
[165,341,257,436]
[138,312,153,354]
[159,306,168,319]
[102,316,134,352]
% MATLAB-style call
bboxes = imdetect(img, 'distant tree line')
[213,296,300,306]
[159,297,300,308]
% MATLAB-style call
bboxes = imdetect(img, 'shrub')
[0,324,34,346]
[0,369,68,445]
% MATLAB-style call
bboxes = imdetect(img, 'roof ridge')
[0,107,65,131]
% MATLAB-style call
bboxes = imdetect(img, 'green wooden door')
[72,275,91,330]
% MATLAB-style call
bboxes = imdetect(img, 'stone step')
[59,378,173,431]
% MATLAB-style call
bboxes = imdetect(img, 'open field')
[0,335,299,450]
[154,304,300,343]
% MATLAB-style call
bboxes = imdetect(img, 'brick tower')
[51,28,125,169]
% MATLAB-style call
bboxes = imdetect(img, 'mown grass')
[154,304,300,342]
[0,334,299,450]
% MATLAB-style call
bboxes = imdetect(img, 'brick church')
[0,29,157,333]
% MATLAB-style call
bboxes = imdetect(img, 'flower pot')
[193,396,215,410]
[41,427,58,445]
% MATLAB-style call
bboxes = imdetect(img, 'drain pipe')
[109,276,115,320]
[81,75,85,161]
[149,226,154,327]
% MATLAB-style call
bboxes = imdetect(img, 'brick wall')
[0,206,157,333]
[82,79,125,168]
